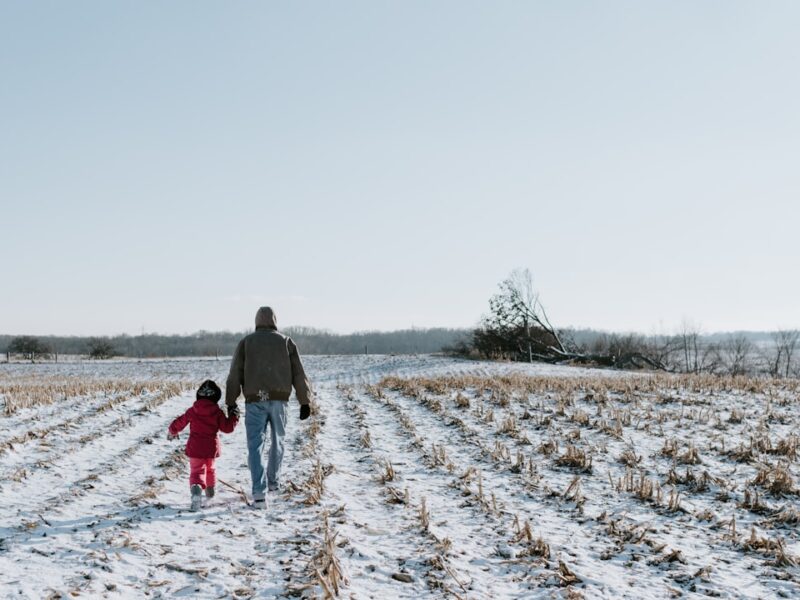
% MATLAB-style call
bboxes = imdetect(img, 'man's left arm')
[288,338,312,418]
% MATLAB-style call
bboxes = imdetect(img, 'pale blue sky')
[2,2,799,336]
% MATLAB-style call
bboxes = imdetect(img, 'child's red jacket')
[168,399,238,458]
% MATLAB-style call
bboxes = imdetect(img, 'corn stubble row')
[373,371,800,586]
[0,376,190,416]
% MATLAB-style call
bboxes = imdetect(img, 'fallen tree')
[471,269,668,371]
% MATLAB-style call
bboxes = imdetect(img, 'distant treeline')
[563,328,777,347]
[0,327,472,358]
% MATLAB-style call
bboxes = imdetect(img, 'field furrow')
[316,385,459,597]
[2,357,799,599]
[357,387,542,597]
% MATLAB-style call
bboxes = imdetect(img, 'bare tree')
[86,338,118,360]
[679,319,702,374]
[646,332,683,371]
[723,334,753,376]
[771,329,800,378]
[8,336,51,362]
[695,342,720,374]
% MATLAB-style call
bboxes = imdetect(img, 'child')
[168,379,238,511]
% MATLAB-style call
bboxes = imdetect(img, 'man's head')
[255,306,278,330]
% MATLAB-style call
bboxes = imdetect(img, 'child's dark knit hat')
[197,379,222,403]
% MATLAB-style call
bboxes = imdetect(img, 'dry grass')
[618,447,642,467]
[555,445,593,473]
[751,465,795,497]
[0,377,189,416]
[0,379,190,456]
[538,439,558,456]
[728,408,744,423]
[303,460,334,506]
[769,537,799,567]
[385,486,410,506]
[678,444,702,465]
[660,438,679,459]
[376,370,800,585]
[419,497,430,531]
[652,548,687,565]
[771,435,799,461]
[454,393,470,409]
[310,513,348,597]
[380,372,800,405]
[379,460,396,484]
[738,488,773,514]
[571,409,590,426]
[375,371,800,576]
[563,475,584,506]
[767,504,800,525]
[497,414,519,436]
[618,469,661,505]
[556,560,582,586]
[603,514,649,546]
[727,441,757,463]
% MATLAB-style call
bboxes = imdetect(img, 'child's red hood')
[192,398,222,416]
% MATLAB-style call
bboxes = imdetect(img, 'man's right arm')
[225,339,245,409]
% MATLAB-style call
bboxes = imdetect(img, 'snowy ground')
[1,355,798,599]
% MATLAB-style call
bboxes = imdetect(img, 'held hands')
[299,404,311,421]
[167,432,178,441]
[227,404,240,419]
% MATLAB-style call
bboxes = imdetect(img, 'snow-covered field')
[1,355,798,599]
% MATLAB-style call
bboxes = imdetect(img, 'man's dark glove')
[299,404,311,421]
[227,404,240,419]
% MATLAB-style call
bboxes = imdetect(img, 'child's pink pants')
[189,457,216,488]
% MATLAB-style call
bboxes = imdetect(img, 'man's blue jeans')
[245,400,287,500]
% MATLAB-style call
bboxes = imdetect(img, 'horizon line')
[0,325,794,339]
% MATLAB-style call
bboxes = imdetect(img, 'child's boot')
[205,486,215,499]
[190,484,203,511]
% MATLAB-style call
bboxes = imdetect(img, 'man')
[226,306,312,507]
